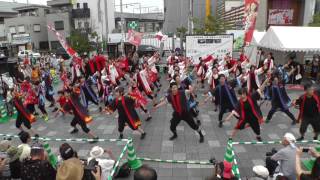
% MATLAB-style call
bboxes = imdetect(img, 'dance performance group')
[6,50,320,143]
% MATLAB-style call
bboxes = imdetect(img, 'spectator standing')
[6,146,22,179]
[88,146,116,180]
[20,143,56,180]
[18,131,31,162]
[56,143,84,180]
[311,55,320,81]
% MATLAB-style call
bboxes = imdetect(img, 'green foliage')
[176,26,188,37]
[309,13,320,27]
[193,15,229,34]
[69,30,92,55]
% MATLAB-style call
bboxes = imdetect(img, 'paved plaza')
[0,78,317,179]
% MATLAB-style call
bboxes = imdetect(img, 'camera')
[302,147,310,153]
[83,158,100,180]
[84,158,99,173]
[266,148,277,157]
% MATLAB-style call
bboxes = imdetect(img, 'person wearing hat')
[0,140,11,153]
[251,165,269,180]
[270,133,297,180]
[21,143,56,180]
[6,146,22,179]
[106,86,146,140]
[57,143,84,180]
[88,146,115,180]
[294,83,320,141]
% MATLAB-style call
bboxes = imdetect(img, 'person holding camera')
[268,133,297,180]
[57,143,102,180]
[88,146,116,180]
[296,147,320,180]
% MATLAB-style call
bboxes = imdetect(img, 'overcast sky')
[0,0,163,12]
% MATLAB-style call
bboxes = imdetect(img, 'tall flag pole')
[243,0,260,46]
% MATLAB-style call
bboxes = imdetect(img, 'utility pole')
[188,0,194,34]
[120,0,125,56]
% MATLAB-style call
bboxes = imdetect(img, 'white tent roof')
[259,26,320,52]
[252,31,265,45]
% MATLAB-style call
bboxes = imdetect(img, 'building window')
[83,3,88,9]
[39,41,49,50]
[54,21,64,30]
[33,24,41,32]
[77,3,80,8]
[84,21,90,29]
[9,26,16,34]
[18,25,25,33]
[51,41,62,50]
[78,21,82,28]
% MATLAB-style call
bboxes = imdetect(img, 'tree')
[193,15,230,34]
[309,13,320,27]
[176,26,188,52]
[69,30,92,55]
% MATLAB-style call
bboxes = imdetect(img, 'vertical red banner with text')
[243,0,260,46]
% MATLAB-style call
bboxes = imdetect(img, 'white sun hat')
[89,146,105,158]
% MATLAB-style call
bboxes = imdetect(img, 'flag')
[47,24,78,58]
[128,29,143,46]
[155,31,168,41]
[243,0,260,46]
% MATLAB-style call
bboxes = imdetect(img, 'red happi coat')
[235,92,264,129]
[129,87,148,108]
[24,89,38,106]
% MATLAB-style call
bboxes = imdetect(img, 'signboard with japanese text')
[186,35,234,64]
[268,9,293,25]
[12,33,31,45]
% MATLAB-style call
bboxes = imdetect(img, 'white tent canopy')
[245,31,266,65]
[259,26,320,52]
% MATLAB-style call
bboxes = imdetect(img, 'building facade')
[0,2,29,48]
[4,5,49,52]
[218,0,318,31]
[114,12,164,33]
[47,0,73,51]
[163,0,217,34]
[72,0,115,44]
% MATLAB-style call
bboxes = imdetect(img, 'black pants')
[218,106,233,122]
[70,116,90,133]
[170,111,199,133]
[26,104,36,114]
[38,104,47,115]
[266,106,296,122]
[16,112,31,129]
[300,116,320,134]
[236,118,261,135]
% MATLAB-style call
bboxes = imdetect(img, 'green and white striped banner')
[0,133,130,143]
[109,142,129,179]
[232,140,320,145]
[136,157,214,165]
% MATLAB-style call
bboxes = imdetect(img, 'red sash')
[298,93,320,120]
[116,97,139,129]
[14,98,35,123]
[69,97,92,124]
[238,96,263,128]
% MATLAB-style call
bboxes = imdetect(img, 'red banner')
[47,24,78,58]
[128,29,143,46]
[243,0,259,46]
